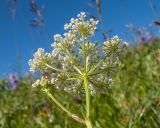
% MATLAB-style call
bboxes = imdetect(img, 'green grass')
[0,40,160,128]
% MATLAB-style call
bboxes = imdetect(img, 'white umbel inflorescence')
[28,12,126,95]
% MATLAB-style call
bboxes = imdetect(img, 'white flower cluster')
[32,76,49,88]
[103,35,127,53]
[28,48,53,73]
[29,12,126,95]
[103,35,120,51]
[64,12,99,36]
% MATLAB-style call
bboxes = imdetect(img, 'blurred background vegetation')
[1,39,160,128]
[0,0,160,128]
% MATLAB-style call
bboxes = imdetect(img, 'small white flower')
[51,42,56,47]
[123,42,129,46]
[113,35,119,41]
[51,78,56,84]
[64,23,71,30]
[54,34,62,41]
[70,18,75,23]
[77,12,86,19]
[32,79,40,87]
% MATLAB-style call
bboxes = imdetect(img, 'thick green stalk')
[82,34,93,128]
[84,76,90,118]
[82,34,90,117]
[85,118,93,128]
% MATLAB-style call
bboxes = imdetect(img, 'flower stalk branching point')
[28,12,127,128]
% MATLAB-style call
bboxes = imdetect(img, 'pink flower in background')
[145,33,152,42]
[140,37,145,42]
[140,32,152,43]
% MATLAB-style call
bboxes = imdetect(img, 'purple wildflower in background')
[8,73,19,90]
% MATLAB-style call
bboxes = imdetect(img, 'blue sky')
[0,0,159,76]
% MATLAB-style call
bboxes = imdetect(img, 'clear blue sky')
[0,0,159,76]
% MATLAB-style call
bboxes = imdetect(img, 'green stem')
[84,75,90,118]
[43,89,86,125]
[66,77,81,81]
[43,89,72,117]
[46,64,80,77]
[82,34,87,72]
[81,33,90,117]
[85,118,93,128]
[88,66,112,76]
[88,52,111,75]
[61,41,82,75]
[65,49,82,75]
[81,34,93,128]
